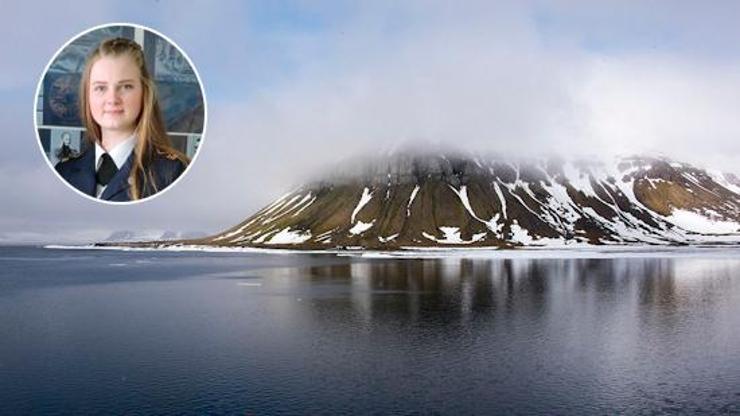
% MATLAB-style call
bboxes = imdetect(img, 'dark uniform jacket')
[55,148,186,202]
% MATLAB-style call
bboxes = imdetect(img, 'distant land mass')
[103,151,740,250]
[104,230,207,243]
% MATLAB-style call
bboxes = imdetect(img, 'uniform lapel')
[66,149,96,197]
[100,153,134,201]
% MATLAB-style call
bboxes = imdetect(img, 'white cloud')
[229,4,740,180]
[579,54,740,170]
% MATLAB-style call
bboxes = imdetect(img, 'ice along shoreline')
[44,242,740,260]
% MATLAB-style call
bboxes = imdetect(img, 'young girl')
[55,37,189,202]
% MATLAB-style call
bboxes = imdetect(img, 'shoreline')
[43,242,740,259]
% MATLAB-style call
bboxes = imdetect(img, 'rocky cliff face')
[202,153,740,249]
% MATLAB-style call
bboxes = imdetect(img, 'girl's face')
[88,54,143,137]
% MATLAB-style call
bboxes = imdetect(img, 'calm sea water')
[1,246,739,415]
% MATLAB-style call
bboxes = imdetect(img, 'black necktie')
[96,153,118,186]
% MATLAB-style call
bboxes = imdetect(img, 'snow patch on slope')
[407,185,420,216]
[265,228,312,245]
[351,188,374,223]
[291,194,316,217]
[349,220,375,235]
[422,227,486,244]
[379,233,400,243]
[509,221,571,247]
[666,209,740,234]
[451,185,504,237]
[707,170,740,195]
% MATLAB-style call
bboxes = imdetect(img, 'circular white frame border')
[33,22,208,205]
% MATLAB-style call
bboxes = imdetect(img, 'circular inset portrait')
[34,23,206,203]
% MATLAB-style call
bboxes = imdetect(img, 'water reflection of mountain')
[4,250,738,414]
[259,257,739,334]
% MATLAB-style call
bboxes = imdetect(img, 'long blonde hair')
[79,37,189,200]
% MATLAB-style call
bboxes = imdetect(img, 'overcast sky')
[2,0,740,243]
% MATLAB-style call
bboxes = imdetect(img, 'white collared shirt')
[94,134,137,198]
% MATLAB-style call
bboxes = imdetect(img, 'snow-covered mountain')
[204,152,740,249]
[105,230,207,242]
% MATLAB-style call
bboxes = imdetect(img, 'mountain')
[159,231,208,241]
[104,230,161,242]
[191,152,740,250]
[105,230,207,243]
